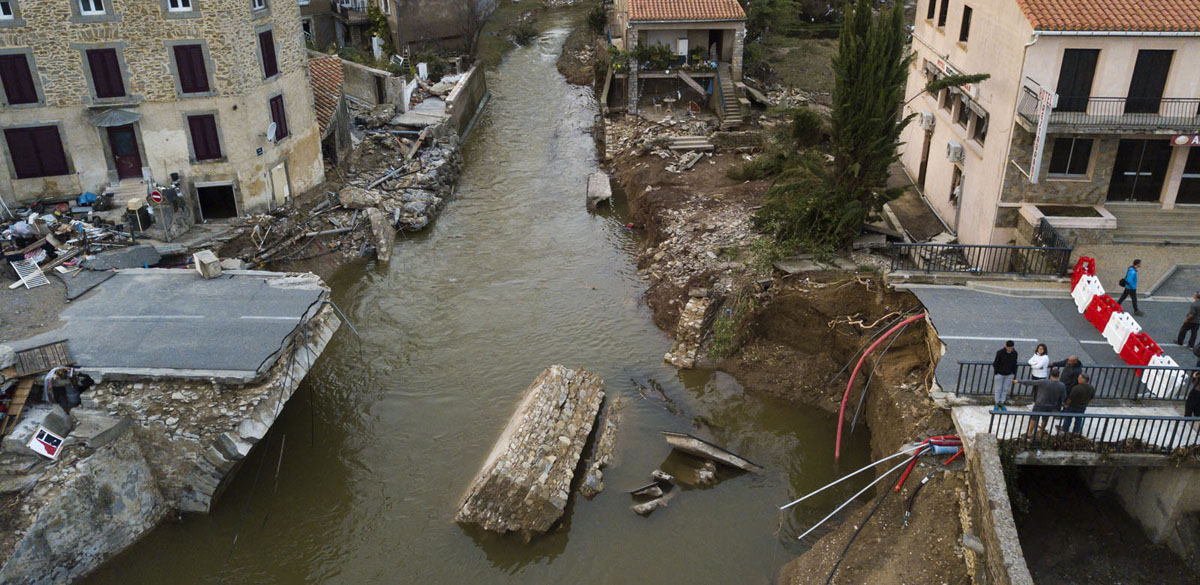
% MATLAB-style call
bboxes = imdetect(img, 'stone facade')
[1000,130,1120,208]
[0,0,324,215]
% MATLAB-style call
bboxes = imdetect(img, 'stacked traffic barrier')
[1070,256,1184,398]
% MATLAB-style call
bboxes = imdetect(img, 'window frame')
[79,0,105,16]
[971,110,988,144]
[256,26,279,80]
[268,93,289,142]
[3,124,72,180]
[166,40,216,97]
[955,94,971,127]
[925,0,936,20]
[252,0,267,11]
[0,49,42,107]
[937,0,950,28]
[69,0,119,24]
[83,47,127,100]
[184,112,226,163]
[167,0,191,11]
[1047,137,1095,178]
[959,6,973,43]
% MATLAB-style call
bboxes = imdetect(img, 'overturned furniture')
[456,365,605,540]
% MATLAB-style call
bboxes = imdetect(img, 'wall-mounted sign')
[1171,135,1200,147]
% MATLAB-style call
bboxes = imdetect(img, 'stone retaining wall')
[963,433,1034,585]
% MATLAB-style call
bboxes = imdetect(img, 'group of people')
[992,341,1096,433]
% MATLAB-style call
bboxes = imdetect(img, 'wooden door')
[106,124,142,180]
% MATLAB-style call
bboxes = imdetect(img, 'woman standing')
[1028,343,1050,380]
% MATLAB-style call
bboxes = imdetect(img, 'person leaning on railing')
[1016,368,1067,436]
[1058,373,1095,435]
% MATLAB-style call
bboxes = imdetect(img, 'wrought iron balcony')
[331,0,369,24]
[1017,86,1200,134]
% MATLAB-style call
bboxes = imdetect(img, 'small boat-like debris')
[629,483,664,498]
[662,431,766,474]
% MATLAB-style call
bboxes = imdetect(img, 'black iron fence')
[988,410,1200,455]
[1017,86,1200,128]
[887,241,1072,275]
[956,361,1200,401]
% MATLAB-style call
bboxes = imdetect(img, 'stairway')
[1107,203,1200,245]
[717,63,741,128]
[668,136,714,151]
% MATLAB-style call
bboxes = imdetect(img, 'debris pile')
[604,115,715,159]
[638,198,756,296]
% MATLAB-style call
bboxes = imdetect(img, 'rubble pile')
[637,196,756,297]
[605,115,714,157]
[745,76,825,108]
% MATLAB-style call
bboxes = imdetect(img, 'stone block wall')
[1000,128,1118,207]
[964,433,1035,585]
[445,66,487,137]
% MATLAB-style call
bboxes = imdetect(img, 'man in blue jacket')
[1116,259,1143,316]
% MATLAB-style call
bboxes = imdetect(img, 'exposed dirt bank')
[556,18,603,86]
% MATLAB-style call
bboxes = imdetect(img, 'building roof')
[628,0,747,22]
[308,56,343,137]
[1015,0,1200,32]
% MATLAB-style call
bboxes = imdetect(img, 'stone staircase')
[1107,203,1200,245]
[717,63,741,128]
[668,136,714,151]
[98,178,149,222]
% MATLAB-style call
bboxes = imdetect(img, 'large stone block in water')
[455,365,605,539]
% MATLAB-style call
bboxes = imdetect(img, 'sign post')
[1028,84,1057,185]
[148,190,171,243]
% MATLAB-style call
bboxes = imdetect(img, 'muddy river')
[85,17,871,585]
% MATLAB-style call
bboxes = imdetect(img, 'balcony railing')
[1018,86,1200,130]
[332,0,369,22]
[989,410,1200,456]
[955,361,1200,401]
[887,241,1072,275]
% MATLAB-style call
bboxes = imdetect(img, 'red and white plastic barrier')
[1071,274,1104,313]
[1084,294,1123,332]
[1071,256,1097,289]
[1103,312,1142,353]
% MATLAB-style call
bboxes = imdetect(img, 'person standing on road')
[1050,355,1084,394]
[1059,373,1095,434]
[1017,368,1067,436]
[1028,343,1050,380]
[992,340,1018,410]
[1116,259,1143,316]
[1185,372,1200,417]
[1176,291,1200,349]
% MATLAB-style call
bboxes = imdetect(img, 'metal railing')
[332,0,369,20]
[1017,86,1200,129]
[955,361,1200,401]
[988,410,1200,456]
[887,241,1072,275]
[1033,217,1070,251]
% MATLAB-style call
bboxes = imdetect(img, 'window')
[0,53,37,105]
[959,6,972,43]
[187,114,222,161]
[950,166,964,206]
[251,0,266,10]
[1047,138,1093,177]
[167,0,191,11]
[380,0,389,14]
[79,0,105,15]
[301,19,313,43]
[85,48,125,98]
[269,95,289,141]
[4,126,69,179]
[173,44,210,94]
[937,0,949,27]
[939,88,952,111]
[926,0,936,20]
[971,111,988,144]
[0,1,14,19]
[258,29,278,78]
[955,94,971,127]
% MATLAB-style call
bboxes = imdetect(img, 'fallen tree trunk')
[455,365,605,540]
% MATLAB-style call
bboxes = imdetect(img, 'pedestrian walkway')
[906,285,1196,393]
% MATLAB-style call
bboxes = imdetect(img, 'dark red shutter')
[259,31,278,78]
[86,49,125,98]
[188,114,222,160]
[173,45,209,94]
[269,95,289,140]
[0,54,38,105]
[4,126,67,179]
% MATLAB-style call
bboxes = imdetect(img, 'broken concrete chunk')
[456,365,605,539]
[219,258,247,271]
[632,498,664,515]
[651,469,674,484]
[338,185,382,209]
[68,408,131,450]
[365,207,395,264]
[193,250,222,279]
[2,405,71,454]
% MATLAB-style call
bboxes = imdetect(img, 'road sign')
[149,190,163,203]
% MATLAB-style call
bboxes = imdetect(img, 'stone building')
[0,0,324,218]
[300,0,337,50]
[900,0,1200,247]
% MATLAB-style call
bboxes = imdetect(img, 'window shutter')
[270,95,289,140]
[5,126,67,179]
[174,45,210,94]
[0,54,38,105]
[188,114,222,160]
[87,49,125,98]
[259,30,278,78]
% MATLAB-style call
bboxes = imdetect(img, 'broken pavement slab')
[456,365,605,539]
[10,269,330,383]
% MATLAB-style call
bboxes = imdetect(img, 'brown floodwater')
[84,16,872,585]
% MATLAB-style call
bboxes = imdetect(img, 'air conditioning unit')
[918,111,935,131]
[946,141,965,162]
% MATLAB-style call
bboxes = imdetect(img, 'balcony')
[1017,86,1200,135]
[331,0,369,25]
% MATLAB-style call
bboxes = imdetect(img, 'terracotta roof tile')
[629,0,746,22]
[1016,0,1200,32]
[308,56,343,136]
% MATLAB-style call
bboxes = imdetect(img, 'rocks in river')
[456,365,605,540]
[578,395,621,499]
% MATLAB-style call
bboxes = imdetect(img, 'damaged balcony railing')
[887,239,1072,275]
[988,410,1200,456]
[1017,86,1200,129]
[955,361,1200,401]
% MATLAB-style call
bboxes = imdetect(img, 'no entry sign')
[149,190,163,203]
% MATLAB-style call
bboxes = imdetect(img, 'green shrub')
[586,5,608,36]
[513,21,538,46]
[791,108,826,147]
